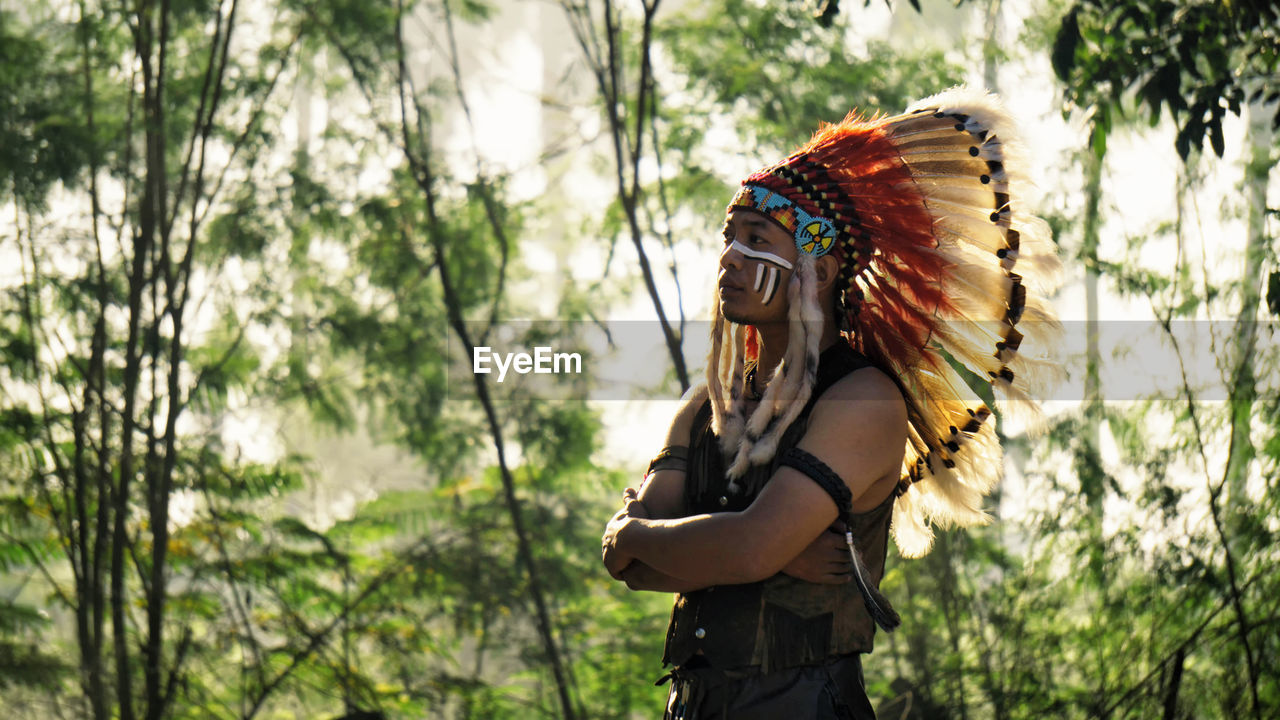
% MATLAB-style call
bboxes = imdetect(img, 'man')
[602,86,1061,719]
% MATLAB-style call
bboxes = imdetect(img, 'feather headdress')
[708,86,1063,557]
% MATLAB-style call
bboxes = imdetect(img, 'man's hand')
[602,488,650,580]
[620,487,650,519]
[781,520,852,584]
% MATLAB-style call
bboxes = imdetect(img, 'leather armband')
[778,447,851,522]
[779,446,901,632]
[645,446,689,477]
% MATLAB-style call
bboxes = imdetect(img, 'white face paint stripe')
[762,266,780,305]
[753,264,765,292]
[729,239,793,270]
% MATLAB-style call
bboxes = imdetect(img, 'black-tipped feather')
[846,531,900,632]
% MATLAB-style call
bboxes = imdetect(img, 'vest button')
[694,627,706,639]
[718,496,728,506]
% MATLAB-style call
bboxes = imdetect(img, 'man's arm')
[619,511,854,590]
[606,385,712,593]
[604,368,906,585]
[632,384,706,519]
[620,559,706,592]
[605,489,710,592]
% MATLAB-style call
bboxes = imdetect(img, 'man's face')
[718,209,799,325]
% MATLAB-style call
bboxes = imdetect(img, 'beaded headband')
[727,183,838,257]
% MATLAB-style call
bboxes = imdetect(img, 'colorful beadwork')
[729,184,836,258]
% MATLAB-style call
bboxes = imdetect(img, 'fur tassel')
[706,299,730,437]
[725,255,825,489]
[747,257,822,466]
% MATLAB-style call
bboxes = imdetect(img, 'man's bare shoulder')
[799,366,907,502]
[812,365,905,411]
[665,383,709,447]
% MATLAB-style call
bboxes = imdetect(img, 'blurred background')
[0,0,1277,717]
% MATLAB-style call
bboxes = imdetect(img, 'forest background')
[0,0,1277,718]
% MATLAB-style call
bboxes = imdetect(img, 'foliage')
[658,0,963,158]
[0,18,91,207]
[641,0,963,256]
[0,0,465,717]
[1052,0,1280,158]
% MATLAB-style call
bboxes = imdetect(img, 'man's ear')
[813,254,841,293]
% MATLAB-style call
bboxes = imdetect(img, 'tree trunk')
[1224,99,1271,515]
[565,0,689,392]
[392,8,578,716]
[1080,131,1104,520]
[982,0,1002,94]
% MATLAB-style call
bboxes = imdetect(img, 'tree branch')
[391,7,578,716]
[240,540,434,720]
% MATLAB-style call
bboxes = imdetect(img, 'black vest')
[663,343,896,672]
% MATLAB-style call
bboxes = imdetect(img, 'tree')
[1052,0,1280,160]
[1052,2,1279,717]
[0,2,442,717]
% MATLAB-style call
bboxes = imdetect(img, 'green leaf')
[1052,6,1082,82]
[1208,115,1224,157]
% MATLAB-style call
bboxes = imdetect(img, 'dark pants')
[660,654,876,720]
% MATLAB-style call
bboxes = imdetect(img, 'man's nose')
[720,242,744,271]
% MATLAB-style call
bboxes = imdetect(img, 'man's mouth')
[718,271,745,291]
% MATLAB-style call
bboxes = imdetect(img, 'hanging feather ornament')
[706,86,1063,557]
[847,529,900,631]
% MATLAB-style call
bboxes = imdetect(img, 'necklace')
[744,362,762,401]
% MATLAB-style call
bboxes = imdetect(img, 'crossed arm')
[603,370,906,591]
[609,472,846,590]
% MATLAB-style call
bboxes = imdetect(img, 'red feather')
[745,114,955,383]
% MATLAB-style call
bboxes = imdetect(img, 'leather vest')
[662,343,896,672]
